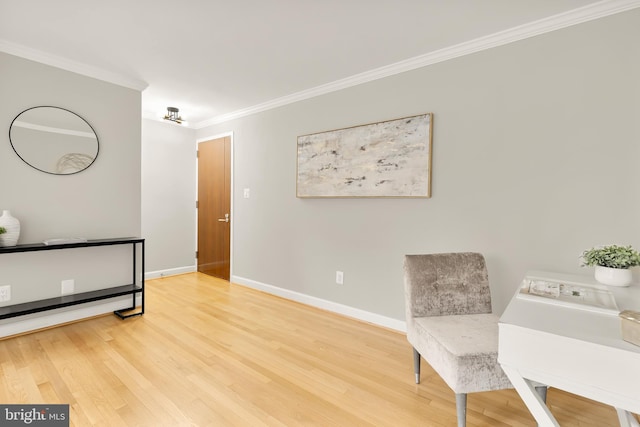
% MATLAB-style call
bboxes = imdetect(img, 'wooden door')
[197,136,231,280]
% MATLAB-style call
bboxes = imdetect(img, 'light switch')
[243,188,250,199]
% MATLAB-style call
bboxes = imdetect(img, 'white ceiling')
[0,0,636,127]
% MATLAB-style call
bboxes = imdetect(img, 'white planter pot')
[594,265,632,287]
[0,210,20,247]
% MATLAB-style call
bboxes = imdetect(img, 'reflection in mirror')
[9,106,99,175]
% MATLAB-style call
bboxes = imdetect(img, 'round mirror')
[9,106,99,175]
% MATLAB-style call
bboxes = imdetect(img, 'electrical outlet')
[61,279,75,295]
[336,271,344,285]
[0,285,11,302]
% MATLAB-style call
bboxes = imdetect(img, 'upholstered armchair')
[403,252,513,427]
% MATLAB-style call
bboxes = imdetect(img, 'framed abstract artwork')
[296,113,433,198]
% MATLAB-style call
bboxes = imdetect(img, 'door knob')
[218,213,229,223]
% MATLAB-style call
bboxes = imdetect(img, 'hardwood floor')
[0,272,632,426]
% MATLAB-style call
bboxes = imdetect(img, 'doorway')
[197,135,231,280]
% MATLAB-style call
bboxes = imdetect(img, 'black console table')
[0,237,144,320]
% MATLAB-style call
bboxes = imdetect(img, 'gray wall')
[0,52,142,335]
[142,118,196,275]
[192,9,639,320]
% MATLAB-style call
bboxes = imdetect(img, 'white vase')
[0,210,20,247]
[594,265,632,287]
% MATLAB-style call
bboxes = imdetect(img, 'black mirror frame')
[9,106,100,175]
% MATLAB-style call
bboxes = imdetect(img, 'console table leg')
[114,308,143,319]
[501,365,560,427]
[616,408,640,427]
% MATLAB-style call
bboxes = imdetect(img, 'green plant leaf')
[582,245,640,269]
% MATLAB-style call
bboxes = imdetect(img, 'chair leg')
[535,385,548,404]
[455,393,467,427]
[534,385,549,427]
[413,348,421,384]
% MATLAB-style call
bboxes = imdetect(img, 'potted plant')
[582,244,640,287]
[0,227,5,235]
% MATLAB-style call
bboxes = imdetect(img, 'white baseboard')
[0,271,405,338]
[145,265,196,279]
[0,295,142,338]
[231,275,407,333]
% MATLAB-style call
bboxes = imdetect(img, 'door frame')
[195,131,234,280]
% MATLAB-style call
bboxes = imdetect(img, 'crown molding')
[195,0,640,129]
[0,40,148,91]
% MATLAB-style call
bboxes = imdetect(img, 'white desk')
[498,271,640,427]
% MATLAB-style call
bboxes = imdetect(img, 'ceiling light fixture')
[163,107,184,124]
